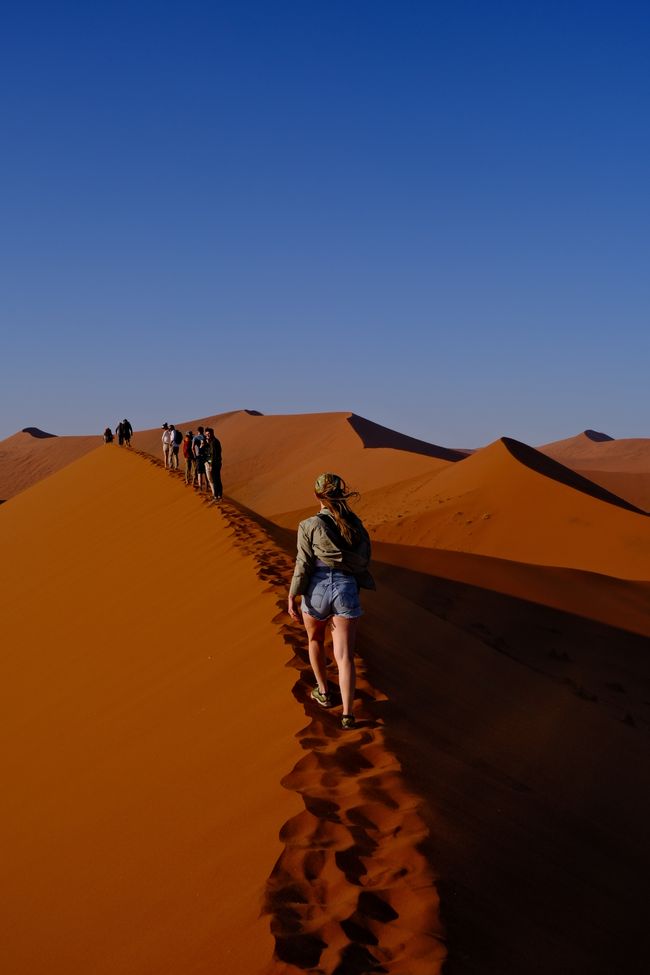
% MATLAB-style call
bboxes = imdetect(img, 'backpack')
[173,428,183,445]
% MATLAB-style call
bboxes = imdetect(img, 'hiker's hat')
[315,472,344,497]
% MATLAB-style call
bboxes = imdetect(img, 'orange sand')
[0,428,99,502]
[357,437,650,580]
[1,409,649,974]
[0,447,303,974]
[540,430,650,473]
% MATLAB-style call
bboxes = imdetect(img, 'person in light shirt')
[161,423,172,468]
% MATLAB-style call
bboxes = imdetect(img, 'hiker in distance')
[287,473,375,730]
[161,423,172,468]
[204,427,223,502]
[168,424,182,469]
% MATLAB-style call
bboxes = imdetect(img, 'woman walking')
[288,473,374,729]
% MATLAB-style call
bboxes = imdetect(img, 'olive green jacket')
[289,511,375,597]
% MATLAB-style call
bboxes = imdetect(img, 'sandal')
[311,686,333,708]
[341,714,356,730]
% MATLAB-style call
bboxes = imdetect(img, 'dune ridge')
[358,437,650,580]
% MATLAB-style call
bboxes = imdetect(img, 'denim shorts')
[302,566,362,621]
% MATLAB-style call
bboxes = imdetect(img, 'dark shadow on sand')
[347,414,469,462]
[502,436,646,515]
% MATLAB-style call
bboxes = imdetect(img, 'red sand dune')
[0,427,99,502]
[540,429,650,473]
[355,437,650,581]
[136,410,457,517]
[2,413,649,974]
[537,431,650,511]
[0,446,446,975]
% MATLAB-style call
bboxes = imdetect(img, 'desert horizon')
[2,406,649,974]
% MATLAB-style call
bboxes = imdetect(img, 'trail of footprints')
[221,505,446,974]
[135,453,446,974]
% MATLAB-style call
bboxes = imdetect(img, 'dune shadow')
[21,427,56,439]
[347,414,468,461]
[584,429,614,442]
[502,437,646,514]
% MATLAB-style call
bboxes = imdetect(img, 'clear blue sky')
[1,1,648,446]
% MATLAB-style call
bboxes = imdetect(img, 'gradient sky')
[1,0,648,446]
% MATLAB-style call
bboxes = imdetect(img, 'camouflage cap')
[314,472,344,496]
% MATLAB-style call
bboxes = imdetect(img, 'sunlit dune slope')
[0,446,302,975]
[136,410,456,516]
[359,437,650,580]
[540,430,650,473]
[0,428,99,502]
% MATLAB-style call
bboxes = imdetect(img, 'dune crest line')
[133,449,447,973]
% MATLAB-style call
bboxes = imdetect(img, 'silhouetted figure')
[169,424,182,469]
[183,430,194,485]
[122,418,133,446]
[192,426,206,490]
[116,421,125,446]
[103,427,114,444]
[204,427,223,501]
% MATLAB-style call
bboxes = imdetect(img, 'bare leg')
[303,613,329,693]
[331,616,358,715]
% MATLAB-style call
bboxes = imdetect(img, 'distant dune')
[0,428,100,502]
[135,410,455,517]
[1,411,649,974]
[540,430,650,473]
[357,437,650,580]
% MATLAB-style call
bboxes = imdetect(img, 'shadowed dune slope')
[346,414,468,460]
[136,410,452,516]
[0,429,99,501]
[372,541,650,638]
[574,469,650,513]
[360,563,650,975]
[360,438,650,580]
[0,446,303,975]
[540,431,650,473]
[255,514,650,974]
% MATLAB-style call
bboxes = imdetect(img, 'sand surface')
[1,410,649,973]
[0,429,99,502]
[540,430,650,473]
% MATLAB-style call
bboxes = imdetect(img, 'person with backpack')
[122,418,133,446]
[169,424,182,469]
[161,423,172,468]
[287,473,375,730]
[204,427,223,501]
[183,430,194,485]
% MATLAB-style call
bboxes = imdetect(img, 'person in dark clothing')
[122,419,133,446]
[204,427,223,501]
[115,421,125,446]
